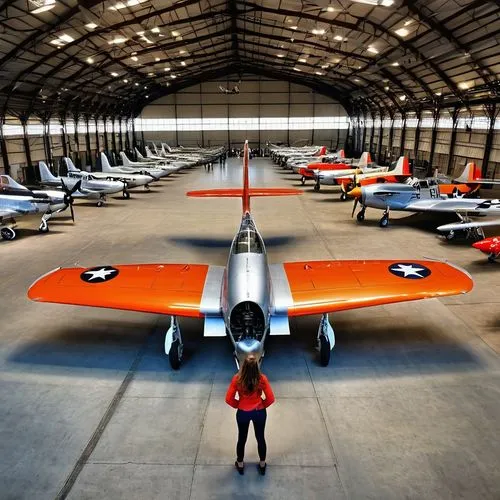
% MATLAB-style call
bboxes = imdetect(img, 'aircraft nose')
[472,239,488,251]
[348,187,362,199]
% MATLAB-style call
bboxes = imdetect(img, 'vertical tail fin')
[358,152,371,167]
[64,157,79,172]
[135,147,145,160]
[38,161,59,183]
[145,146,153,158]
[100,152,113,172]
[338,149,345,159]
[315,146,327,156]
[455,162,481,183]
[393,156,410,175]
[120,151,131,167]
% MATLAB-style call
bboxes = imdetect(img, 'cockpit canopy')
[232,228,264,254]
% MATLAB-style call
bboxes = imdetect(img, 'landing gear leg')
[301,176,306,185]
[39,213,51,233]
[379,208,390,228]
[144,184,150,191]
[316,313,335,367]
[97,195,106,207]
[314,180,321,192]
[357,207,366,222]
[165,316,183,370]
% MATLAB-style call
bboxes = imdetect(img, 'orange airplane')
[27,141,473,369]
[435,162,482,197]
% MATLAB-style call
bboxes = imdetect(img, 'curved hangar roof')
[0,0,499,117]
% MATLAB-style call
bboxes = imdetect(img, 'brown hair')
[237,355,261,394]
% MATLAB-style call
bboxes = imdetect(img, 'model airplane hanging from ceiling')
[219,80,241,94]
[28,142,473,369]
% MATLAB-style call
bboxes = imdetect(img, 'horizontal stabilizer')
[187,188,302,198]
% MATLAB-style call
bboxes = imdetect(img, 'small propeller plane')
[28,142,473,369]
[0,174,80,239]
[38,162,124,207]
[349,177,500,232]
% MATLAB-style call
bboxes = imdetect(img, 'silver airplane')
[28,141,473,370]
[349,177,500,233]
[64,157,153,197]
[118,152,175,178]
[38,162,124,207]
[0,174,80,238]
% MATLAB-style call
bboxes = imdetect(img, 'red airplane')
[473,237,500,262]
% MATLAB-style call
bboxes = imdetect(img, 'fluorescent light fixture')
[399,94,406,101]
[171,74,177,79]
[136,31,144,35]
[134,82,139,86]
[404,19,413,26]
[111,72,119,77]
[155,57,160,61]
[109,1,126,10]
[321,64,329,69]
[435,92,442,96]
[86,57,94,64]
[332,58,341,63]
[384,86,389,91]
[123,79,128,83]
[141,35,154,43]
[349,0,394,5]
[179,49,186,54]
[458,81,471,90]
[180,61,186,66]
[334,35,345,41]
[59,33,74,43]
[367,46,379,54]
[145,95,149,98]
[109,36,128,44]
[290,25,297,30]
[171,30,180,37]
[85,23,98,30]
[164,67,171,71]
[131,56,138,61]
[28,0,55,14]
[151,27,160,33]
[395,27,409,37]
[276,54,285,58]
[148,72,154,76]
[312,28,326,35]
[144,86,147,89]
[50,40,63,46]
[315,71,324,75]
[293,67,301,72]
[298,58,307,63]
[327,6,335,12]
[391,61,399,66]
[354,78,360,82]
[109,0,146,10]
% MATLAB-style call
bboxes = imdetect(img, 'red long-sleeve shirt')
[225,374,275,411]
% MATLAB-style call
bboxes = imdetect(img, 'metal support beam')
[72,112,81,168]
[59,116,68,158]
[399,112,407,156]
[118,118,123,152]
[131,117,137,155]
[94,116,100,157]
[446,107,460,175]
[482,103,497,178]
[85,116,92,168]
[124,118,130,151]
[413,110,422,164]
[0,121,10,175]
[111,118,117,154]
[103,116,108,153]
[361,116,367,153]
[377,113,384,163]
[20,117,35,183]
[429,107,440,170]
[369,113,375,157]
[42,119,53,168]
[388,116,395,162]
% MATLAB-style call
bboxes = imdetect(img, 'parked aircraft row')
[0,146,225,241]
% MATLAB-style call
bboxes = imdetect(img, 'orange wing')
[282,260,472,317]
[28,263,217,317]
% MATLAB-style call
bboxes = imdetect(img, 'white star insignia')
[83,268,118,281]
[391,264,426,278]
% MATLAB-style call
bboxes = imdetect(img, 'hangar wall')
[137,76,348,150]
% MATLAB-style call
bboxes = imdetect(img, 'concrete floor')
[0,157,499,500]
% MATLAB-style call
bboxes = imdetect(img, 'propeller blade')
[70,180,82,194]
[60,178,68,193]
[70,202,75,222]
[351,198,359,218]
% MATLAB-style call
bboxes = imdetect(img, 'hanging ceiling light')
[28,0,56,14]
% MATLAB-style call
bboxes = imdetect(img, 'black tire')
[169,339,182,370]
[123,191,130,199]
[97,200,104,207]
[379,215,389,228]
[301,176,306,185]
[340,191,347,202]
[314,183,320,192]
[488,253,496,263]
[319,335,331,367]
[1,227,15,240]
[39,224,49,233]
[446,231,455,241]
[357,211,365,222]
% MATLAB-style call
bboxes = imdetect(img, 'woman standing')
[225,355,275,475]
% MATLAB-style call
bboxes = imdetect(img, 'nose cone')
[235,339,264,363]
[348,187,362,199]
[473,238,492,252]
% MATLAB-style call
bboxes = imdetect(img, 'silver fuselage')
[222,214,271,363]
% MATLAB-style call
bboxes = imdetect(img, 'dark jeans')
[236,408,267,462]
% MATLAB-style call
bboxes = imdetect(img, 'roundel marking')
[80,266,119,283]
[388,262,431,279]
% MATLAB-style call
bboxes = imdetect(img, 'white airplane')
[38,162,124,207]
[64,157,153,197]
[119,152,180,178]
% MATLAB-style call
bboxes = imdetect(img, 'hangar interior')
[0,0,499,499]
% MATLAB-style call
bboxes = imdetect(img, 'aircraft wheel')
[301,176,306,185]
[39,221,49,233]
[1,227,16,240]
[144,184,150,191]
[313,183,320,192]
[379,214,389,228]
[446,230,455,241]
[123,191,130,199]
[340,191,347,202]
[488,253,496,263]
[169,339,183,370]
[357,210,365,222]
[318,335,331,367]
[97,200,104,207]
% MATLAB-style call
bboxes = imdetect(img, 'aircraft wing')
[271,260,472,317]
[0,208,23,220]
[405,198,500,213]
[28,264,224,317]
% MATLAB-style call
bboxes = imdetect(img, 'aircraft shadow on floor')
[7,314,484,377]
[168,235,297,249]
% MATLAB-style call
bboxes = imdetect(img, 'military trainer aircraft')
[28,142,473,369]
[349,177,500,232]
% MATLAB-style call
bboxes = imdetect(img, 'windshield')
[232,228,264,254]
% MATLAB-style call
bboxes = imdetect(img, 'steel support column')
[377,113,384,163]
[141,130,146,152]
[59,116,68,158]
[413,110,422,163]
[0,121,11,175]
[21,118,35,182]
[103,116,108,153]
[369,112,375,157]
[111,118,117,154]
[399,112,407,156]
[118,118,123,152]
[446,107,460,175]
[361,116,367,153]
[94,116,100,156]
[73,111,81,168]
[388,116,395,162]
[428,107,440,170]
[124,118,130,151]
[131,117,137,155]
[85,116,92,168]
[482,103,497,178]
